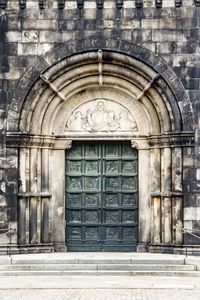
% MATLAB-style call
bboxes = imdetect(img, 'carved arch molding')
[6,38,194,252]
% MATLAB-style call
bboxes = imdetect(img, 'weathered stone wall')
[0,0,200,249]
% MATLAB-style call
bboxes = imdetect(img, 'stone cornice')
[6,133,56,149]
[1,0,200,10]
[6,132,194,150]
[148,132,195,148]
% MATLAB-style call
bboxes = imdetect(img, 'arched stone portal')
[6,39,194,253]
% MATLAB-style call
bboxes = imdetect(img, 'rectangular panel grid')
[66,142,138,252]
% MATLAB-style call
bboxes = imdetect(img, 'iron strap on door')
[65,141,138,252]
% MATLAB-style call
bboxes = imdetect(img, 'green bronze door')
[65,141,138,252]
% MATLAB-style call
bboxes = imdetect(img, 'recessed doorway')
[65,141,138,251]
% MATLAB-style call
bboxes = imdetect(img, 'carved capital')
[30,136,42,148]
[148,136,171,148]
[160,137,171,147]
[42,137,55,149]
[148,137,171,148]
[148,138,161,148]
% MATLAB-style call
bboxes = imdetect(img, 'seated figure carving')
[66,99,138,133]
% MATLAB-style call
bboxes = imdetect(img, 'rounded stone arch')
[6,37,195,253]
[7,37,194,132]
[18,51,174,136]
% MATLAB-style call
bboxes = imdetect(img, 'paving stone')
[0,289,200,300]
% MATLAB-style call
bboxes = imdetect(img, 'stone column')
[29,138,41,244]
[41,137,53,243]
[172,147,183,244]
[132,140,151,251]
[51,140,72,251]
[150,147,161,244]
[18,145,28,245]
[161,144,172,244]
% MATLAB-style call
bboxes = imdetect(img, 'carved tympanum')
[65,99,137,133]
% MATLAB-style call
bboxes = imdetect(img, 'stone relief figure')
[66,99,138,132]
[118,109,137,131]
[85,100,119,131]
[68,111,84,131]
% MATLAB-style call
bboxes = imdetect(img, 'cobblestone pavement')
[0,289,200,300]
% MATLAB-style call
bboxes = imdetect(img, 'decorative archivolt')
[17,51,181,137]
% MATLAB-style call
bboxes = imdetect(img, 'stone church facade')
[0,0,200,254]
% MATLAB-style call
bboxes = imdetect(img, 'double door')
[65,141,138,251]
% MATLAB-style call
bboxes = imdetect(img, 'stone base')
[137,243,149,252]
[173,245,200,256]
[149,244,200,255]
[0,244,19,256]
[0,243,55,255]
[53,243,67,252]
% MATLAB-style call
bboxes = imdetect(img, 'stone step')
[10,257,185,265]
[0,254,199,277]
[0,264,196,271]
[0,270,200,277]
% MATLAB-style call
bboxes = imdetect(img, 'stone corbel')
[65,140,72,150]
[131,140,139,150]
[131,139,150,150]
